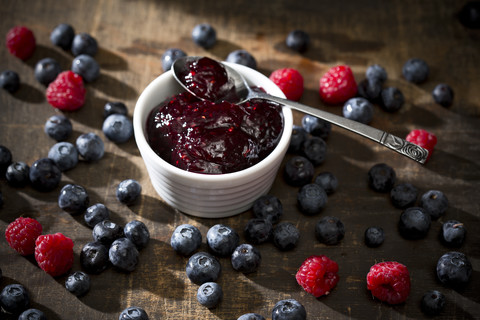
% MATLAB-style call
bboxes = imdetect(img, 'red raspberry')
[34,233,74,277]
[269,68,304,101]
[319,65,357,105]
[6,26,36,60]
[295,255,339,297]
[5,217,43,256]
[366,261,410,305]
[46,71,86,111]
[405,129,437,161]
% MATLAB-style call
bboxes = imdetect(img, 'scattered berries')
[71,32,98,57]
[102,114,134,143]
[314,171,338,195]
[301,115,331,140]
[5,217,43,256]
[286,29,310,53]
[92,220,124,246]
[402,58,429,83]
[116,179,142,205]
[29,158,62,192]
[405,129,437,161]
[0,283,30,314]
[50,23,75,50]
[197,282,223,308]
[192,23,217,49]
[65,271,91,296]
[244,218,273,244]
[124,220,150,250]
[419,189,448,220]
[436,251,472,287]
[284,156,314,187]
[441,220,466,247]
[48,142,79,171]
[35,232,74,277]
[6,26,36,60]
[170,224,202,256]
[6,161,30,187]
[109,237,139,272]
[272,222,300,251]
[0,70,20,93]
[44,114,73,141]
[269,68,304,101]
[421,290,446,316]
[84,203,110,228]
[288,125,307,154]
[186,252,222,284]
[295,255,339,297]
[238,313,265,320]
[252,194,283,224]
[315,216,345,245]
[365,64,387,84]
[19,308,47,320]
[231,243,262,274]
[390,182,418,209]
[367,163,396,193]
[58,183,90,215]
[46,71,86,111]
[342,97,374,124]
[34,57,62,86]
[226,49,257,69]
[271,299,306,320]
[366,261,410,305]
[432,83,454,107]
[119,306,149,320]
[301,136,327,166]
[398,207,431,240]
[297,183,328,215]
[206,224,240,257]
[161,48,187,72]
[380,86,405,112]
[319,65,357,105]
[72,54,100,82]
[0,145,13,175]
[80,241,109,274]
[104,101,128,118]
[76,132,105,162]
[364,226,385,248]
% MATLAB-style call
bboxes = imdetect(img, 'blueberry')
[419,189,449,220]
[231,243,261,274]
[58,183,89,215]
[284,156,314,187]
[72,54,100,82]
[104,101,128,118]
[301,136,327,166]
[34,57,62,86]
[272,222,300,251]
[29,158,62,192]
[301,114,331,139]
[80,241,110,274]
[92,220,124,245]
[18,308,47,320]
[402,58,429,83]
[441,220,466,247]
[0,145,13,176]
[0,283,30,314]
[421,290,446,316]
[119,306,149,320]
[252,194,283,224]
[432,83,454,107]
[161,48,187,71]
[65,271,91,296]
[380,87,405,112]
[315,216,345,245]
[237,313,266,320]
[314,172,338,195]
[192,23,217,49]
[186,252,221,285]
[285,30,310,53]
[390,182,418,209]
[5,161,30,187]
[45,115,73,141]
[84,203,110,228]
[342,97,374,124]
[71,32,98,57]
[458,1,480,29]
[102,114,134,143]
[225,49,257,69]
[288,125,307,154]
[272,299,306,320]
[206,224,239,257]
[48,141,79,171]
[367,163,396,193]
[436,251,472,287]
[0,70,20,93]
[244,218,273,244]
[398,207,431,240]
[76,132,105,162]
[357,78,382,102]
[50,23,75,50]
[109,237,139,272]
[197,282,223,308]
[124,220,150,249]
[364,226,385,247]
[297,183,327,215]
[366,64,387,83]
[116,179,142,205]
[170,224,202,256]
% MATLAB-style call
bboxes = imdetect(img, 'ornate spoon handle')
[251,92,429,164]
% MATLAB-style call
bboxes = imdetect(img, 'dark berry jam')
[146,92,283,174]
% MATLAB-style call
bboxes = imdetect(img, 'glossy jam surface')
[146,92,283,174]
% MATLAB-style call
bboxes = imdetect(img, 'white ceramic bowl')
[133,61,293,218]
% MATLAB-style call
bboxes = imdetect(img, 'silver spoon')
[173,56,428,164]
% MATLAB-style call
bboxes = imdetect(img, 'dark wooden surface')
[1,0,479,319]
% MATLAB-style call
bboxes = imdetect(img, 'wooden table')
[1,0,479,319]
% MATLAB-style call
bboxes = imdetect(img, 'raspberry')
[269,68,304,101]
[6,26,36,60]
[405,129,437,161]
[295,255,339,297]
[366,261,411,304]
[34,233,74,277]
[46,71,86,111]
[319,65,357,105]
[5,217,42,256]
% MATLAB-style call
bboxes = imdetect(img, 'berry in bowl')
[133,57,293,218]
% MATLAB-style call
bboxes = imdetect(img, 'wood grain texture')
[1,0,479,319]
